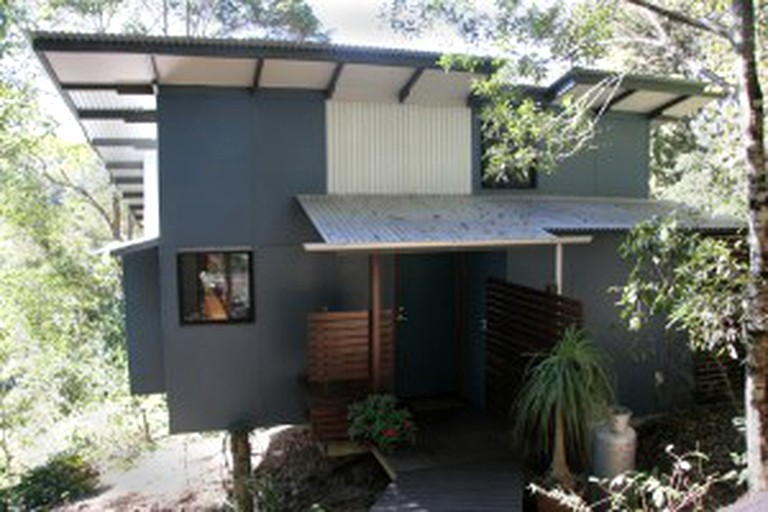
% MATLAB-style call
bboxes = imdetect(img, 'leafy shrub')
[348,394,415,453]
[531,446,737,511]
[5,452,99,509]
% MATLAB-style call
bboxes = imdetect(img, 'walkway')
[370,403,523,511]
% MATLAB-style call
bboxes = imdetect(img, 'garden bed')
[253,426,390,511]
[635,403,746,509]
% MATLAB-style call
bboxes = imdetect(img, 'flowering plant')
[347,394,416,453]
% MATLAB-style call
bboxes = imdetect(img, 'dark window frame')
[177,249,255,326]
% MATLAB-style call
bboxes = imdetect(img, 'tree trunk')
[230,428,254,512]
[551,409,574,488]
[734,0,768,493]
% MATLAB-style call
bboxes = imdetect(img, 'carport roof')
[297,195,741,252]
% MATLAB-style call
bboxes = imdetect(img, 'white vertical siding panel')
[326,101,472,194]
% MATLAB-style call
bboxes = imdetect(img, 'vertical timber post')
[370,253,382,392]
[230,427,253,512]
[555,243,564,295]
[454,253,466,396]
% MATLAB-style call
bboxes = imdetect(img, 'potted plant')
[512,327,614,503]
[347,394,416,453]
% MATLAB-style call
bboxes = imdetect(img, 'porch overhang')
[297,194,741,253]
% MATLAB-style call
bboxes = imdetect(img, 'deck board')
[371,461,522,511]
[369,406,523,511]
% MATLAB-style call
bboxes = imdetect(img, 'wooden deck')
[370,405,523,511]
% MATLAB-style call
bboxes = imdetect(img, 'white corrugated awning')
[297,195,741,253]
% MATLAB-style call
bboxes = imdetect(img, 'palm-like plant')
[512,327,614,487]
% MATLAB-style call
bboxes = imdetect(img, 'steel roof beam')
[114,176,143,185]
[60,83,155,95]
[106,161,144,170]
[92,138,157,149]
[79,109,156,122]
[325,62,344,100]
[399,68,424,104]
[251,58,264,93]
[647,95,691,118]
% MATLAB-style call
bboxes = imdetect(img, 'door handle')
[396,306,408,323]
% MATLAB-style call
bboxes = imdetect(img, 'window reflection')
[178,251,253,324]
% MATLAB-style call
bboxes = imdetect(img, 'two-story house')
[33,32,736,438]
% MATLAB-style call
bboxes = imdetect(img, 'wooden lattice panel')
[485,279,583,419]
[307,309,394,441]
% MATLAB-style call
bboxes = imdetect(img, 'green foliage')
[38,0,328,39]
[532,446,737,511]
[347,394,416,453]
[252,474,280,512]
[616,216,749,357]
[3,452,100,510]
[512,328,614,464]
[0,2,169,489]
[385,1,620,185]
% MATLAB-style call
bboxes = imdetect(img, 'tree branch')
[36,161,121,241]
[623,0,735,44]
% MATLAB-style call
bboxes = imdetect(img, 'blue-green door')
[396,254,456,397]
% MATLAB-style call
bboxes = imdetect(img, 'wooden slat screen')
[307,310,394,388]
[485,278,583,419]
[693,351,744,405]
[307,309,394,441]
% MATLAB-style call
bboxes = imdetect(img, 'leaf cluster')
[532,446,737,511]
[347,394,416,453]
[616,216,749,357]
[1,451,100,510]
[512,328,614,465]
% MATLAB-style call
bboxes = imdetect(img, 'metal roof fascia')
[101,236,159,256]
[31,31,492,71]
[302,235,594,253]
[547,67,709,101]
[33,45,92,144]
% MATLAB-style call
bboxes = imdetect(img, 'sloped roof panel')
[297,195,741,252]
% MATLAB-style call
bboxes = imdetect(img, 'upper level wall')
[473,112,651,198]
[327,102,651,198]
[327,101,472,194]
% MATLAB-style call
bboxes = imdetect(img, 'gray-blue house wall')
[156,87,386,432]
[122,247,164,395]
[468,109,686,414]
[505,237,692,416]
[138,86,671,433]
[472,111,651,197]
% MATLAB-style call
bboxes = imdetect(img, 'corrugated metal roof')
[32,32,723,222]
[31,31,470,69]
[297,195,741,251]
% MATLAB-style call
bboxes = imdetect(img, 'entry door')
[396,254,456,397]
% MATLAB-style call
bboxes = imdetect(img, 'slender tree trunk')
[162,0,169,35]
[112,193,121,240]
[230,428,253,512]
[734,0,768,492]
[552,409,573,488]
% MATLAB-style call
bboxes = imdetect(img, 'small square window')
[178,251,254,325]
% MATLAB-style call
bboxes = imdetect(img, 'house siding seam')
[326,101,472,194]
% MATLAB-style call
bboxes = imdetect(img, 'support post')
[230,427,253,512]
[454,254,466,395]
[555,243,564,295]
[370,253,382,392]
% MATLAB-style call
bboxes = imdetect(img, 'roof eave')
[31,31,496,72]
